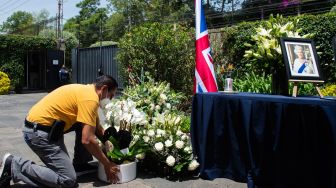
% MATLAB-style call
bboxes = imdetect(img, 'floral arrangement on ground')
[101,73,199,180]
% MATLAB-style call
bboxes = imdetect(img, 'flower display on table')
[243,14,312,73]
[243,14,313,94]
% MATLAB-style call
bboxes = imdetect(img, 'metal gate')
[71,45,123,88]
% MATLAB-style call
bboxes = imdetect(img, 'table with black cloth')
[191,93,336,188]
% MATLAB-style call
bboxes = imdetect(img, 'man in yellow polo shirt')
[0,75,119,187]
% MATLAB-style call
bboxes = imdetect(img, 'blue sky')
[0,0,109,25]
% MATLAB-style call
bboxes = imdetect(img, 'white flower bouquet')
[102,98,149,164]
[134,113,199,179]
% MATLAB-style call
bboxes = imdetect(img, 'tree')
[105,0,193,41]
[0,11,34,35]
[104,12,127,41]
[63,0,108,47]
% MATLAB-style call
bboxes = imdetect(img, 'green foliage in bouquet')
[106,135,149,165]
[243,14,313,74]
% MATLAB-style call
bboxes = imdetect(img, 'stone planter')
[98,161,137,183]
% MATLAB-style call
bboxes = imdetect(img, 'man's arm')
[95,117,105,139]
[81,124,119,183]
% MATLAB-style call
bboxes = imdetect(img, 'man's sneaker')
[0,153,13,187]
[74,163,98,177]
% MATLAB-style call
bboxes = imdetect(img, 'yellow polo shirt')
[26,84,99,132]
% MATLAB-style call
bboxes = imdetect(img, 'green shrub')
[288,82,316,96]
[0,60,24,93]
[234,71,272,93]
[117,22,194,94]
[0,71,10,95]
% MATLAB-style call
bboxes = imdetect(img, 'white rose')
[154,142,164,151]
[176,130,183,136]
[147,130,155,137]
[166,155,175,167]
[160,93,167,100]
[133,135,140,141]
[164,140,173,147]
[175,140,184,149]
[166,103,171,109]
[188,160,200,171]
[150,103,155,111]
[136,153,145,160]
[181,134,188,141]
[143,136,150,143]
[184,146,192,153]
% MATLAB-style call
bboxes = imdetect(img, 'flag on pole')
[194,0,218,93]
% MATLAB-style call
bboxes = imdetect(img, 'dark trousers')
[72,123,93,165]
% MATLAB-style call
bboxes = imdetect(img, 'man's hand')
[104,162,120,183]
[81,124,120,183]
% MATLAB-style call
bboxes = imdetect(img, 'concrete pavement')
[0,93,247,188]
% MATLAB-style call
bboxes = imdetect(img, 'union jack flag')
[194,0,218,93]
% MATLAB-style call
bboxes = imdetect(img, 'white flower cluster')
[104,98,148,127]
[133,112,199,172]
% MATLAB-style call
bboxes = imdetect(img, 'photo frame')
[280,37,324,83]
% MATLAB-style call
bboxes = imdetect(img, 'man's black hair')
[94,75,118,92]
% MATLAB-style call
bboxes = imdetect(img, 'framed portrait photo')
[280,37,323,83]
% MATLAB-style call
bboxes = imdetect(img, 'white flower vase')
[98,161,137,183]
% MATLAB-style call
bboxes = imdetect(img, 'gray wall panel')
[71,45,123,88]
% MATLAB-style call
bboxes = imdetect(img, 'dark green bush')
[117,23,195,94]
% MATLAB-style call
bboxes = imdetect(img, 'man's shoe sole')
[0,153,12,187]
[0,153,11,177]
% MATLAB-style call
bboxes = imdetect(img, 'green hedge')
[0,34,56,92]
[210,12,336,83]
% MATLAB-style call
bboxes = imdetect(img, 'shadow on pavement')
[77,173,111,187]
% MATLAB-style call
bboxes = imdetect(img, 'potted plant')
[98,99,148,183]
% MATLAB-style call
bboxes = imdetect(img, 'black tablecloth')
[191,93,336,188]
